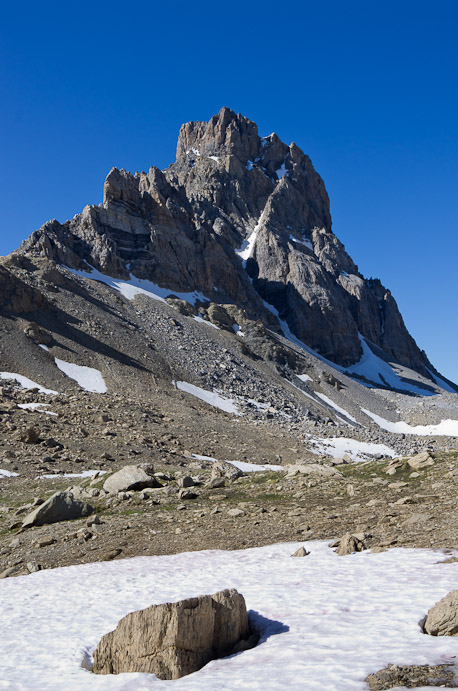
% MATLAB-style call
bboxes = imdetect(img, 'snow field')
[1,542,458,689]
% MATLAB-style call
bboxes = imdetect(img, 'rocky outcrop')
[92,588,255,679]
[19,107,438,379]
[366,663,458,689]
[0,264,48,315]
[424,590,458,636]
[21,491,94,529]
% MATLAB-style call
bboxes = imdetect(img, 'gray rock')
[93,588,254,679]
[211,460,244,481]
[21,491,94,529]
[291,546,310,557]
[103,464,161,495]
[424,590,458,636]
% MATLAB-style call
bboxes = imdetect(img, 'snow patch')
[345,336,433,395]
[65,265,210,307]
[192,315,220,330]
[54,359,107,394]
[288,234,313,251]
[192,453,282,473]
[297,373,312,383]
[174,381,240,415]
[38,344,49,352]
[426,367,457,394]
[3,543,458,689]
[39,470,107,479]
[362,408,458,437]
[0,372,57,395]
[314,392,358,424]
[307,435,397,461]
[0,469,19,478]
[17,403,57,416]
[233,323,245,337]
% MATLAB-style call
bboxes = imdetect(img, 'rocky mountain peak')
[17,108,448,383]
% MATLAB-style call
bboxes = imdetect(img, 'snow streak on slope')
[344,336,433,395]
[0,372,57,395]
[65,265,210,306]
[362,408,458,436]
[314,392,358,423]
[54,359,107,394]
[174,381,240,415]
[2,543,458,689]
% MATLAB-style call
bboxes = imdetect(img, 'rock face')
[21,491,94,529]
[424,590,458,636]
[103,464,161,495]
[19,107,438,379]
[93,588,253,680]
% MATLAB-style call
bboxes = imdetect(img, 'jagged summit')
[18,108,447,384]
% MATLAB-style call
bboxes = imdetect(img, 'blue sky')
[1,1,457,383]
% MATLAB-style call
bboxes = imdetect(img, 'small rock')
[291,546,310,557]
[26,561,41,573]
[227,508,245,518]
[335,533,366,556]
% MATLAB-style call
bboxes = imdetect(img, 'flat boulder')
[21,491,94,529]
[93,588,256,679]
[424,590,458,636]
[286,464,342,479]
[406,451,434,470]
[103,464,161,495]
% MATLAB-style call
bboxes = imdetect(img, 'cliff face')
[20,107,430,375]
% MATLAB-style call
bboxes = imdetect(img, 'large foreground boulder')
[93,588,256,679]
[21,491,94,529]
[103,464,161,494]
[424,590,458,636]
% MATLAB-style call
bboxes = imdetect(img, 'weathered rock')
[366,663,458,689]
[286,464,342,479]
[210,460,244,481]
[424,590,458,636]
[291,546,310,557]
[227,508,245,518]
[93,588,255,679]
[103,464,161,495]
[406,451,434,470]
[21,491,94,529]
[335,533,367,556]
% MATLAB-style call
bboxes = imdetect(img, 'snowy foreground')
[2,543,458,690]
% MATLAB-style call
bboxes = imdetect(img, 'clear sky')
[1,1,457,383]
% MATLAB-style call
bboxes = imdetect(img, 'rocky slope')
[19,106,448,382]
